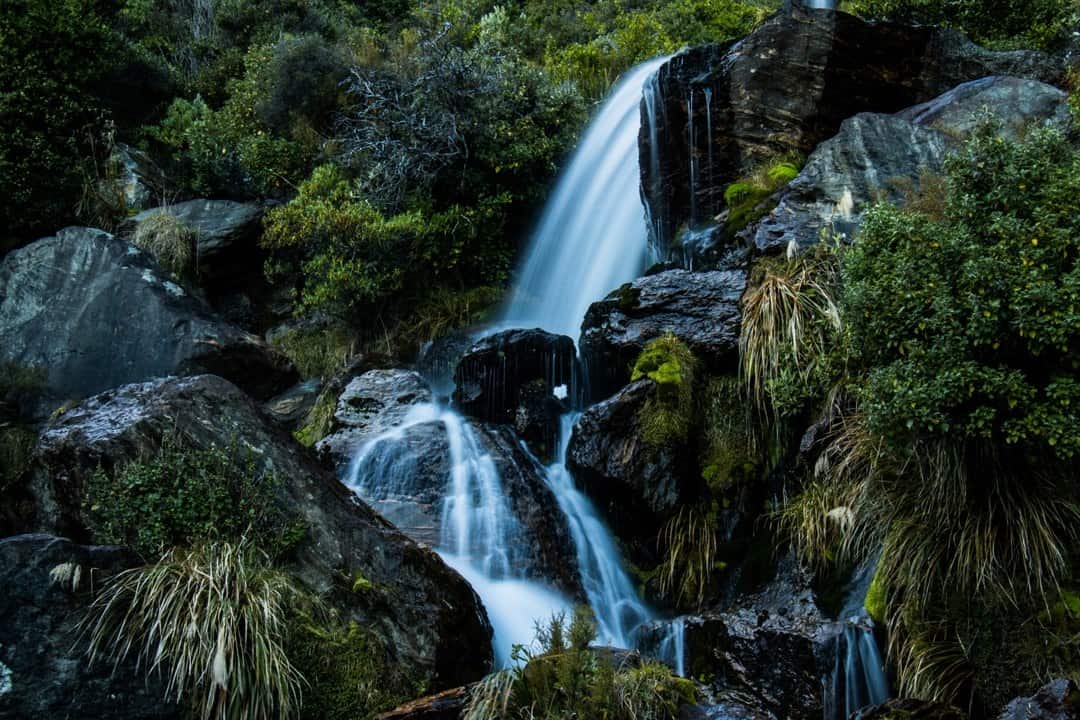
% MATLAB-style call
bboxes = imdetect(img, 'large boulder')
[0,534,179,719]
[579,269,745,400]
[641,3,1065,260]
[754,76,1073,252]
[453,329,576,461]
[0,227,297,419]
[566,379,694,566]
[998,678,1080,720]
[6,374,493,689]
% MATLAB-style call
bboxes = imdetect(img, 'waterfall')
[656,616,687,677]
[541,414,653,647]
[500,56,670,339]
[687,88,697,227]
[824,618,891,719]
[344,403,571,667]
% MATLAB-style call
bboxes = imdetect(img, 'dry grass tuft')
[131,211,196,278]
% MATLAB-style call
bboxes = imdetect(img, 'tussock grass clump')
[82,540,304,720]
[738,250,840,417]
[657,505,718,609]
[131,210,196,278]
[631,334,697,447]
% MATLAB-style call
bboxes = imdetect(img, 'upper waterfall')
[501,56,670,340]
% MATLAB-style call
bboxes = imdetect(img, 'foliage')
[700,377,758,494]
[841,123,1080,459]
[131,211,197,278]
[286,607,416,720]
[844,0,1079,50]
[82,540,304,720]
[77,123,137,232]
[657,506,718,609]
[294,390,338,447]
[84,439,307,560]
[464,608,694,720]
[738,247,841,418]
[631,334,697,446]
[269,324,357,380]
[0,0,126,248]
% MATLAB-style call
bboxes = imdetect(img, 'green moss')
[294,390,337,447]
[632,334,697,447]
[612,282,641,311]
[84,439,307,560]
[700,376,758,496]
[351,572,373,593]
[865,564,888,624]
[287,611,416,720]
[722,158,803,238]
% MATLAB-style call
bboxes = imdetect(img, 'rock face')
[126,199,265,283]
[7,374,492,689]
[855,699,966,720]
[641,3,1065,259]
[317,369,434,468]
[453,329,576,460]
[0,534,179,719]
[998,678,1080,720]
[566,380,694,566]
[579,269,745,400]
[754,76,1073,252]
[109,143,163,212]
[0,228,297,419]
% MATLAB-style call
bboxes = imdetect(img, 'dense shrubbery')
[775,122,1080,706]
[845,0,1079,49]
[85,440,307,560]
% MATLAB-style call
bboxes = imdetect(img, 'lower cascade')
[824,618,891,719]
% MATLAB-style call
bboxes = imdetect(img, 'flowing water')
[823,618,891,719]
[347,55,689,671]
[500,56,669,339]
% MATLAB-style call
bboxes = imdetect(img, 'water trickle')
[688,88,697,227]
[824,618,891,719]
[501,57,670,339]
[541,414,653,647]
[643,70,666,249]
[656,616,687,677]
[703,86,713,210]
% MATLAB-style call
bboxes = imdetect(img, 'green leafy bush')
[844,0,1078,50]
[85,440,307,560]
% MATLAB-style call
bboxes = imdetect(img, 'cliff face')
[639,3,1065,263]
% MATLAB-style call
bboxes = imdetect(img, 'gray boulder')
[998,678,1080,720]
[579,269,745,400]
[754,76,1073,252]
[7,374,493,689]
[0,534,179,719]
[0,227,297,419]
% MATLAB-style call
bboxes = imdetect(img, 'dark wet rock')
[754,76,1073,252]
[264,378,323,430]
[998,678,1080,720]
[374,685,472,720]
[682,698,773,720]
[453,329,575,459]
[316,369,434,469]
[8,374,492,689]
[0,228,297,419]
[641,3,1065,261]
[855,699,966,720]
[0,534,179,719]
[580,269,745,400]
[418,332,478,398]
[126,199,265,282]
[566,380,694,566]
[108,143,164,212]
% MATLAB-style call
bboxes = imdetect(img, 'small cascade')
[345,403,571,667]
[643,70,666,247]
[542,414,653,647]
[500,56,670,338]
[687,88,697,226]
[703,86,713,208]
[824,618,891,719]
[656,616,687,677]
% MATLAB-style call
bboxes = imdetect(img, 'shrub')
[465,608,694,720]
[82,540,304,720]
[631,334,697,447]
[131,210,197,278]
[286,608,417,720]
[84,440,307,560]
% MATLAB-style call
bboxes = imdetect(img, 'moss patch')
[865,564,888,624]
[721,157,803,239]
[631,334,697,447]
